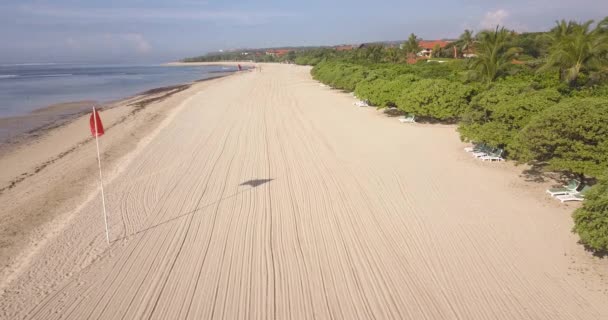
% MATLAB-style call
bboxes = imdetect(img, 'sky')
[1,0,607,64]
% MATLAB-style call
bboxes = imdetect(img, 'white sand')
[1,64,607,319]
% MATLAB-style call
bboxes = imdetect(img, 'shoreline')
[0,71,240,294]
[1,64,607,319]
[0,73,232,156]
[165,61,257,67]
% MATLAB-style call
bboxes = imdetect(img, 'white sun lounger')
[472,150,491,158]
[399,115,416,123]
[464,143,484,152]
[555,186,591,203]
[555,193,585,203]
[354,100,369,107]
[546,180,580,197]
[480,149,504,161]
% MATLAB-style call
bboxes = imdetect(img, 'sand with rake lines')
[1,64,607,319]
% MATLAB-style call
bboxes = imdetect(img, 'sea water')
[0,63,236,118]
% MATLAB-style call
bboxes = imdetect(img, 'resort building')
[265,49,291,57]
[417,40,451,57]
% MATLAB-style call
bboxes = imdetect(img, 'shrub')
[397,79,476,121]
[572,174,608,253]
[333,65,366,91]
[517,98,608,177]
[363,68,402,81]
[311,62,368,91]
[459,83,562,158]
[354,74,419,108]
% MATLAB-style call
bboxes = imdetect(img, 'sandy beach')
[1,63,607,319]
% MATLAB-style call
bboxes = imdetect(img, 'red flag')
[90,108,105,137]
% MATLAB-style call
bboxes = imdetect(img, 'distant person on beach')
[237,64,242,71]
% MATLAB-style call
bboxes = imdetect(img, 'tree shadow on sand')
[520,162,547,183]
[580,242,608,259]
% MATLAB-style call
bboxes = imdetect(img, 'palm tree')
[596,16,608,33]
[403,33,420,54]
[384,47,402,63]
[543,19,608,86]
[460,29,475,55]
[545,20,575,80]
[470,26,521,83]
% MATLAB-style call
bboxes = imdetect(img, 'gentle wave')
[38,73,73,77]
[1,74,74,79]
[0,63,61,67]
[12,74,75,78]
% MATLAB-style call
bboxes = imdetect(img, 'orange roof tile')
[418,40,451,50]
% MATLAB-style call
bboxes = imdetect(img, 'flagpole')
[93,106,110,244]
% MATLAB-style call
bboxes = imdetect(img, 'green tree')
[517,98,608,178]
[384,47,402,63]
[355,74,419,108]
[510,32,549,58]
[460,29,475,55]
[459,84,561,158]
[364,44,385,63]
[470,27,522,83]
[542,19,608,86]
[397,79,476,121]
[311,61,368,91]
[572,173,608,253]
[404,33,421,54]
[432,44,441,58]
[285,51,296,62]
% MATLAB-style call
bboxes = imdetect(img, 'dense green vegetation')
[396,79,475,121]
[542,19,608,86]
[353,74,418,108]
[573,174,608,252]
[306,19,608,252]
[182,17,608,252]
[459,81,562,158]
[469,27,523,82]
[518,98,608,178]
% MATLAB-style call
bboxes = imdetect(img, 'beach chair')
[480,149,504,162]
[465,143,485,153]
[555,186,592,203]
[546,180,580,197]
[464,143,478,152]
[399,114,416,123]
[472,145,493,158]
[354,100,369,107]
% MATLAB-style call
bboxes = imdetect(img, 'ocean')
[0,63,236,118]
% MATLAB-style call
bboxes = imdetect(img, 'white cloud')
[480,9,509,29]
[17,4,294,26]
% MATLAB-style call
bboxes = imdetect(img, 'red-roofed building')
[266,49,291,57]
[334,45,354,51]
[417,40,451,58]
[418,40,451,50]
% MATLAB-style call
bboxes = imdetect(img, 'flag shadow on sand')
[239,178,273,188]
[113,178,275,242]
